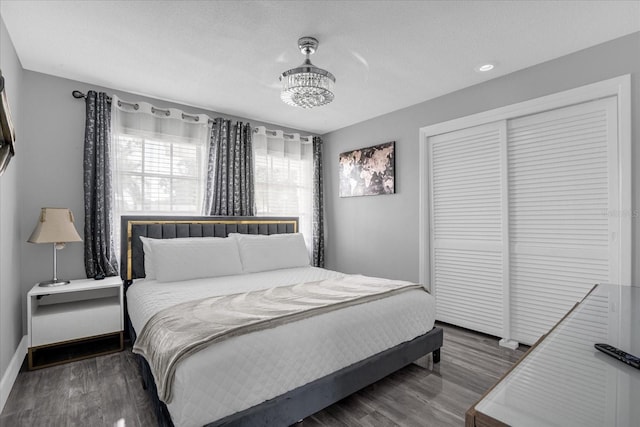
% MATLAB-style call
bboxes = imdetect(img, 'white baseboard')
[0,335,27,413]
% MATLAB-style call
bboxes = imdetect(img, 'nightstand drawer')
[27,277,124,368]
[31,295,121,347]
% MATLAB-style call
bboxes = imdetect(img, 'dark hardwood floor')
[0,323,527,426]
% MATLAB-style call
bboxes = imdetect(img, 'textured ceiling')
[1,1,639,134]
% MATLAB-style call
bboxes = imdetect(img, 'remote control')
[594,343,640,369]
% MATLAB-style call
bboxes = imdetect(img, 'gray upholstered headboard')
[120,216,299,283]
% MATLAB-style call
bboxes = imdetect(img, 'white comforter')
[127,267,436,427]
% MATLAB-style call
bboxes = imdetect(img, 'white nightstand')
[27,276,124,369]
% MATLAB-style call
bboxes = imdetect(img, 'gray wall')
[0,17,23,382]
[323,32,640,285]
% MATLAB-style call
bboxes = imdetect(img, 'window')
[111,96,210,254]
[110,103,316,257]
[253,127,313,250]
[113,135,205,215]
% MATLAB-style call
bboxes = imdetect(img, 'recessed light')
[476,63,495,72]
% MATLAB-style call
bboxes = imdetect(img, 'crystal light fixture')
[280,36,336,109]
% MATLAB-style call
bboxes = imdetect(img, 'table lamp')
[28,207,83,287]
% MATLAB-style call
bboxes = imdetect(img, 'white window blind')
[253,126,313,250]
[113,135,205,213]
[429,122,505,336]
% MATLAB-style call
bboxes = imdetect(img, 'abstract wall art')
[339,141,395,197]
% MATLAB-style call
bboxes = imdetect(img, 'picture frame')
[0,70,16,177]
[339,141,395,197]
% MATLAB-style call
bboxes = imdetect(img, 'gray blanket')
[132,274,424,402]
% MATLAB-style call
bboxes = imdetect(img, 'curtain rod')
[72,90,311,140]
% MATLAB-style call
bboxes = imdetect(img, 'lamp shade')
[28,207,82,244]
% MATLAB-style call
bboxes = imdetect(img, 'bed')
[121,215,443,427]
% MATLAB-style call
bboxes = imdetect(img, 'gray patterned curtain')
[83,91,118,278]
[204,119,255,216]
[312,136,325,267]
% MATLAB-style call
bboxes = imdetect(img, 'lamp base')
[38,279,70,287]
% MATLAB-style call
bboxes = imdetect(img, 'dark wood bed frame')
[120,215,443,427]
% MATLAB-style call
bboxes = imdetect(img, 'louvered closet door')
[508,97,618,345]
[429,122,505,336]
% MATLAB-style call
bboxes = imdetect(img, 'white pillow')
[231,233,310,273]
[139,236,205,279]
[140,237,244,282]
[139,236,157,279]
